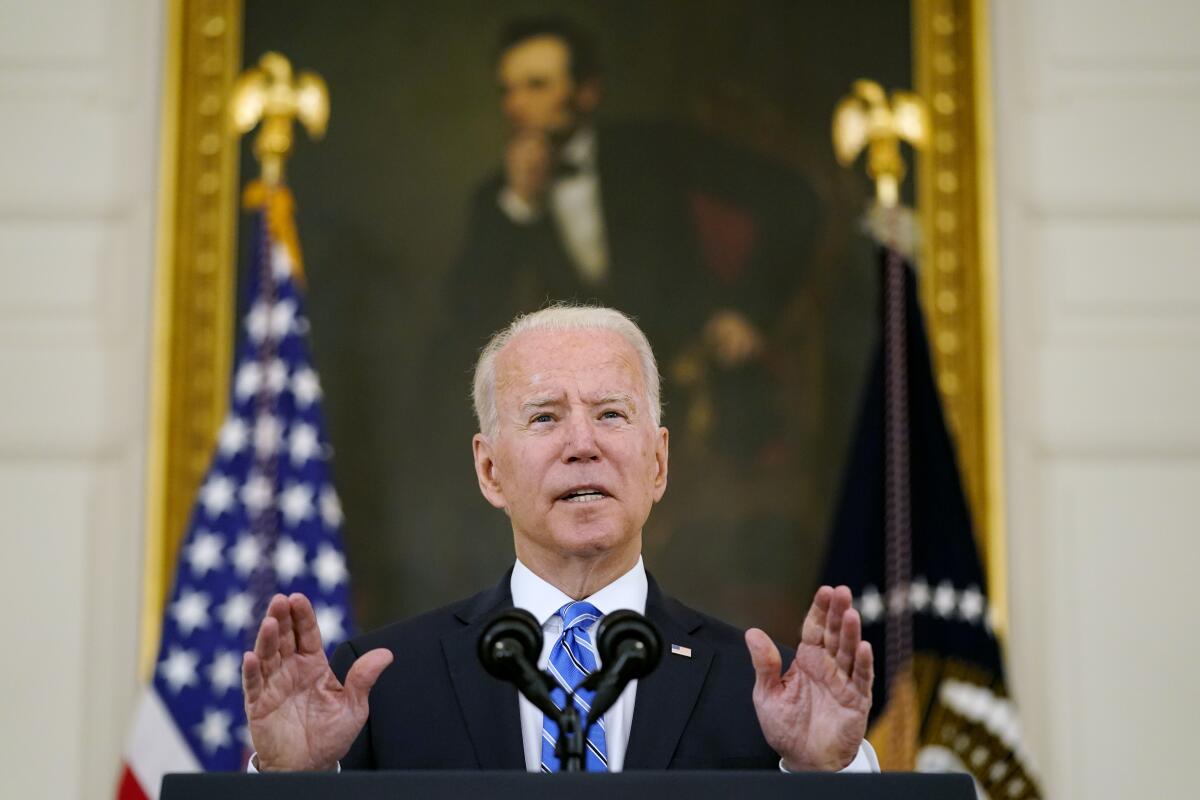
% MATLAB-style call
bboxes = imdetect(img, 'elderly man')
[242,306,877,773]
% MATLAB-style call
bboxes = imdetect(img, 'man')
[447,17,816,420]
[242,305,877,773]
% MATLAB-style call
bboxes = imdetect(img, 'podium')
[161,771,975,799]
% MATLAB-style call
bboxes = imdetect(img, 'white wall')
[992,0,1200,797]
[0,0,161,796]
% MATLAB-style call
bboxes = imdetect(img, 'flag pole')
[832,79,929,770]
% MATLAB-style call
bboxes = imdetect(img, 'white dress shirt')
[509,557,879,774]
[510,556,646,771]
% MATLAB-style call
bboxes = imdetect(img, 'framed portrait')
[142,0,1001,667]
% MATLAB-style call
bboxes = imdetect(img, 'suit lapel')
[622,576,714,769]
[441,573,527,769]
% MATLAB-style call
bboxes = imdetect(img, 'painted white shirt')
[497,127,610,284]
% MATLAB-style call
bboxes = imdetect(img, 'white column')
[992,1,1200,797]
[0,0,163,795]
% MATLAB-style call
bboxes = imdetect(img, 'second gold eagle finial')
[833,79,928,208]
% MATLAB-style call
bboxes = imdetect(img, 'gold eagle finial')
[832,79,928,208]
[229,52,329,186]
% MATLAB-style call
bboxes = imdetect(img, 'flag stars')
[249,300,298,343]
[314,603,346,645]
[289,422,321,466]
[195,707,234,753]
[199,475,236,518]
[273,536,308,584]
[932,580,959,619]
[241,472,274,515]
[237,359,288,398]
[858,585,884,623]
[234,363,262,401]
[292,367,322,408]
[320,486,344,529]
[312,544,348,592]
[265,359,288,394]
[909,577,931,613]
[159,646,200,693]
[959,585,985,623]
[246,302,270,344]
[217,417,248,457]
[217,590,255,635]
[269,299,297,340]
[855,578,991,629]
[207,651,242,696]
[185,531,225,577]
[253,414,284,457]
[280,483,315,527]
[171,589,211,636]
[230,533,264,577]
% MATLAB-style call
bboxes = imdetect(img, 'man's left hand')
[745,585,873,771]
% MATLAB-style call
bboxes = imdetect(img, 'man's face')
[496,35,592,137]
[473,329,669,569]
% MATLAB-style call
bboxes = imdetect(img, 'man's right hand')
[242,593,393,771]
[504,129,553,207]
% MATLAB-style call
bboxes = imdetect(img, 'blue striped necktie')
[540,601,609,772]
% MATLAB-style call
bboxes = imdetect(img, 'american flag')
[118,184,354,799]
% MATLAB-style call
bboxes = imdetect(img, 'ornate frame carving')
[141,0,1006,671]
[914,0,1007,635]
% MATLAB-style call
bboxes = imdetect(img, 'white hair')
[472,304,662,438]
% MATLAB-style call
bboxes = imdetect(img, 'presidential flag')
[118,182,353,799]
[822,233,1042,798]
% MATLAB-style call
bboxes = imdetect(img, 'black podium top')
[162,770,974,800]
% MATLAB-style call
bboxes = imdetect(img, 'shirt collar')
[557,125,597,172]
[511,555,647,625]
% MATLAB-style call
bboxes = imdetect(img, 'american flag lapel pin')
[670,643,693,658]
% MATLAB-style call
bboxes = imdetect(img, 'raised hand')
[704,309,765,368]
[745,585,873,771]
[504,129,553,206]
[242,593,393,771]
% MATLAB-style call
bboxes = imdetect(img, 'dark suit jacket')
[329,572,791,770]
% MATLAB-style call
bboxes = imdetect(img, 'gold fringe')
[242,180,306,286]
[868,669,919,769]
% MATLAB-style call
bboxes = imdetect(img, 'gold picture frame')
[140,0,1005,674]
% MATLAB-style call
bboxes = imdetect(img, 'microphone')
[580,610,663,726]
[477,608,559,718]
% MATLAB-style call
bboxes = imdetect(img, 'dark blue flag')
[824,239,1041,798]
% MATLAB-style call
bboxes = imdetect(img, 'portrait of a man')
[237,1,912,642]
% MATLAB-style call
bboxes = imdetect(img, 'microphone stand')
[554,698,587,772]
